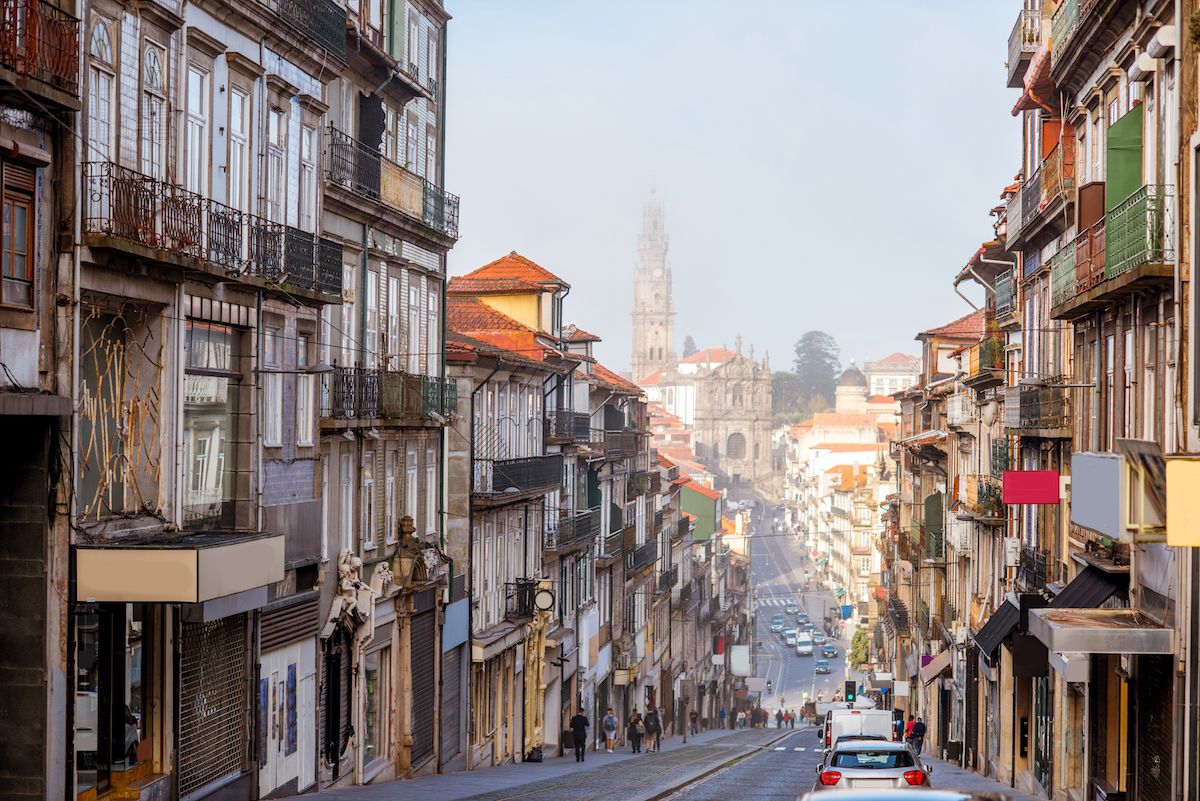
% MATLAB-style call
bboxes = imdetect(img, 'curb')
[629,732,794,801]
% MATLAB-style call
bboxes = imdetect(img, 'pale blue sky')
[444,0,1021,375]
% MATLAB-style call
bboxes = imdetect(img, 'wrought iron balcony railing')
[326,125,460,239]
[1006,7,1042,88]
[258,0,346,58]
[1049,239,1079,308]
[658,564,678,593]
[626,539,656,574]
[946,392,975,429]
[504,578,537,620]
[476,454,563,495]
[545,409,576,442]
[545,507,601,551]
[322,366,454,421]
[83,160,341,295]
[1106,185,1174,280]
[962,475,1004,521]
[1050,0,1079,69]
[0,0,79,95]
[1020,546,1052,592]
[990,440,1012,479]
[995,267,1015,318]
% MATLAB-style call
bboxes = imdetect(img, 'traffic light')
[844,680,856,703]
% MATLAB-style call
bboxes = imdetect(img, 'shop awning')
[920,649,953,684]
[973,598,1019,659]
[833,586,846,598]
[1049,565,1128,609]
[1028,608,1172,654]
[76,531,284,604]
[898,430,948,447]
[815,558,829,567]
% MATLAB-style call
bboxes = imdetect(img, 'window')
[426,284,439,374]
[141,44,166,180]
[362,452,376,549]
[366,269,378,368]
[297,334,314,446]
[363,646,391,767]
[186,67,208,195]
[405,111,418,170]
[266,109,286,222]
[262,327,283,446]
[342,264,356,366]
[408,278,420,373]
[385,454,396,544]
[726,432,746,460]
[229,90,249,213]
[406,447,417,525]
[184,321,244,528]
[426,28,438,87]
[732,384,743,405]
[425,448,436,535]
[860,557,871,575]
[88,22,114,161]
[425,124,437,182]
[383,107,398,160]
[387,276,400,366]
[340,453,353,553]
[407,11,419,71]
[299,126,316,232]
[2,164,34,308]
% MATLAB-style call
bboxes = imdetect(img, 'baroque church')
[632,193,774,493]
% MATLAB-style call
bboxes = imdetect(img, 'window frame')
[185,66,210,196]
[1,166,35,310]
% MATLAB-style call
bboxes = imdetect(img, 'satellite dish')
[534,589,556,611]
[981,400,999,427]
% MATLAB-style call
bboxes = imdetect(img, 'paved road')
[668,729,824,800]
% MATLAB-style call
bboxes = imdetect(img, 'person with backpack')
[628,710,644,753]
[644,708,662,752]
[602,708,619,752]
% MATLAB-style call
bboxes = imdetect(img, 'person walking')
[628,710,644,753]
[904,715,915,745]
[570,708,589,762]
[602,708,619,753]
[911,717,927,754]
[644,708,662,752]
[689,709,699,735]
[789,710,796,729]
[775,708,784,728]
[719,706,727,730]
[737,709,745,729]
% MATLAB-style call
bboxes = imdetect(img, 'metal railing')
[322,366,454,421]
[916,597,931,638]
[1050,0,1079,68]
[676,517,690,540]
[1018,384,1070,434]
[1006,185,1022,243]
[968,338,1004,377]
[1051,221,1106,308]
[504,579,537,620]
[571,412,590,443]
[962,475,1004,520]
[259,0,346,58]
[1007,8,1042,85]
[627,540,656,574]
[326,125,460,239]
[658,564,678,592]
[926,524,943,561]
[477,454,563,494]
[995,267,1015,317]
[1020,546,1052,592]
[603,531,624,558]
[546,507,601,551]
[1040,139,1075,204]
[83,160,342,295]
[545,409,576,442]
[946,392,975,428]
[1106,185,1174,280]
[0,0,78,94]
[1021,170,1041,223]
[991,440,1012,478]
[1049,240,1078,308]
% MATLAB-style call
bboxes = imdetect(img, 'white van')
[818,707,895,752]
[795,633,813,656]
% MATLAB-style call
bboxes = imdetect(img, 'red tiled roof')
[445,331,549,370]
[867,394,896,404]
[920,310,986,340]
[678,346,735,365]
[876,352,921,364]
[562,324,600,342]
[448,277,544,294]
[447,295,531,333]
[458,252,567,286]
[591,362,643,396]
[684,480,721,499]
[638,369,665,385]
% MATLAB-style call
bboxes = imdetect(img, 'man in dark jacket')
[644,708,662,752]
[910,717,927,755]
[569,708,589,762]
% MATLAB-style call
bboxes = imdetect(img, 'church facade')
[631,193,773,494]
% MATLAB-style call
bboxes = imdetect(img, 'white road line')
[795,747,805,751]
[774,747,787,751]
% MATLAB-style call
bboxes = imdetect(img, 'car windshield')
[831,750,915,769]
[816,661,828,668]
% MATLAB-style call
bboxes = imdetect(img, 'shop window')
[322,625,353,771]
[363,646,393,767]
[75,604,148,796]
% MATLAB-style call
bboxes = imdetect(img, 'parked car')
[811,742,931,791]
[771,614,785,633]
[824,643,839,658]
[784,629,798,647]
[786,601,799,615]
[815,659,831,674]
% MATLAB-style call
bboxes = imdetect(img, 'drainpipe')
[1091,311,1102,452]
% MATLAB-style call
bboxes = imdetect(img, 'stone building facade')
[630,191,675,383]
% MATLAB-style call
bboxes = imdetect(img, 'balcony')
[326,126,460,241]
[991,440,1012,479]
[657,564,678,594]
[1049,0,1079,70]
[83,161,341,298]
[1040,139,1075,206]
[475,454,563,496]
[1021,170,1040,228]
[1051,186,1174,320]
[322,367,455,423]
[961,475,1004,523]
[0,0,79,107]
[545,507,601,552]
[544,409,575,443]
[1020,546,1053,592]
[601,530,624,561]
[604,428,637,460]
[504,578,537,621]
[1006,8,1042,88]
[258,0,347,59]
[1008,384,1071,438]
[626,540,656,575]
[995,267,1015,321]
[964,338,1004,389]
[946,392,975,431]
[627,471,649,500]
[1005,186,1022,248]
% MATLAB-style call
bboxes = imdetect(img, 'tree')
[849,629,870,671]
[793,331,841,404]
[682,335,698,358]
[772,371,804,417]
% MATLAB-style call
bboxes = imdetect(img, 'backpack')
[604,715,616,732]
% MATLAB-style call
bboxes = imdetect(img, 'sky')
[444,0,1021,377]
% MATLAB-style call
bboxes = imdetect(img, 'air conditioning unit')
[955,624,967,645]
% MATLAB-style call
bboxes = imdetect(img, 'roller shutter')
[179,615,248,798]
[261,595,320,652]
[441,646,461,760]
[410,609,436,764]
[1135,654,1173,801]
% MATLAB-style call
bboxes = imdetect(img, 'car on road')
[771,614,784,632]
[812,631,825,645]
[811,741,931,791]
[796,611,809,624]
[796,634,813,656]
[784,629,798,646]
[804,622,816,634]
[824,643,839,658]
[815,659,831,674]
[786,601,799,615]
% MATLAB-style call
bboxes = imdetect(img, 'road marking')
[774,746,787,751]
[795,747,805,751]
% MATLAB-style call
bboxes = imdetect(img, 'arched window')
[726,433,746,460]
[732,384,743,406]
[90,21,112,62]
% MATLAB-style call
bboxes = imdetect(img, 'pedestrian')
[644,708,662,752]
[689,709,699,735]
[911,717,927,754]
[629,710,644,753]
[719,706,727,730]
[775,708,784,728]
[602,708,619,753]
[570,707,589,762]
[895,715,905,742]
[737,709,745,729]
[790,710,796,729]
[904,715,915,744]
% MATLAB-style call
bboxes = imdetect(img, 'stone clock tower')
[631,191,675,382]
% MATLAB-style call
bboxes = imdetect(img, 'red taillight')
[819,771,842,786]
[826,732,831,745]
[903,770,925,786]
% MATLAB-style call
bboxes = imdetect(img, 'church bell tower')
[631,190,675,382]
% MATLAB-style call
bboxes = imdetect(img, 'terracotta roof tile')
[591,362,643,395]
[867,394,897,404]
[448,277,545,294]
[684,480,721,500]
[562,324,600,342]
[876,352,921,364]
[678,346,735,365]
[919,310,986,340]
[638,369,665,385]
[458,252,567,286]
[447,295,532,333]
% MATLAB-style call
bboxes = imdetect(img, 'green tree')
[793,331,841,404]
[849,629,870,671]
[682,335,698,358]
[772,371,804,417]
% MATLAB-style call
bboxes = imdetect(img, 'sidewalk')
[293,726,791,801]
[920,754,1041,800]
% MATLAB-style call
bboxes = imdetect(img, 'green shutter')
[924,491,943,536]
[1105,103,1144,211]
[587,467,601,508]
[388,0,403,59]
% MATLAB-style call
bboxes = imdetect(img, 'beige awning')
[76,531,284,604]
[920,649,953,684]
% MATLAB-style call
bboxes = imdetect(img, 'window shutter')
[1105,103,1143,211]
[3,162,35,193]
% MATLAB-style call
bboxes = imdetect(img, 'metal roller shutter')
[261,595,320,653]
[179,615,248,798]
[965,645,979,771]
[1136,654,1172,801]
[441,647,461,760]
[410,610,436,764]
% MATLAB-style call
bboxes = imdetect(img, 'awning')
[973,598,1019,659]
[1012,45,1056,116]
[1049,565,1128,609]
[76,531,284,604]
[920,649,953,684]
[815,558,829,567]
[1028,609,1172,654]
[898,430,948,447]
[833,586,846,599]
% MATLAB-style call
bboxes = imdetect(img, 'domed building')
[835,360,870,414]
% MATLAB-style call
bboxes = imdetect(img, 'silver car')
[811,741,932,791]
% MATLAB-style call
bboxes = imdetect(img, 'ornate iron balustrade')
[1050,0,1079,68]
[1049,241,1078,308]
[991,440,1012,478]
[504,578,537,620]
[995,268,1015,318]
[478,454,563,494]
[1007,8,1042,86]
[1018,384,1070,434]
[545,409,576,442]
[324,366,381,419]
[323,367,451,421]
[627,540,656,574]
[421,375,457,418]
[0,0,79,95]
[284,227,316,290]
[658,564,678,592]
[1021,170,1041,223]
[1106,185,1174,280]
[326,125,460,239]
[317,237,343,296]
[546,507,601,551]
[260,0,346,58]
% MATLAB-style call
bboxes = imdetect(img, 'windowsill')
[364,543,378,552]
[0,303,37,331]
[363,755,392,784]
